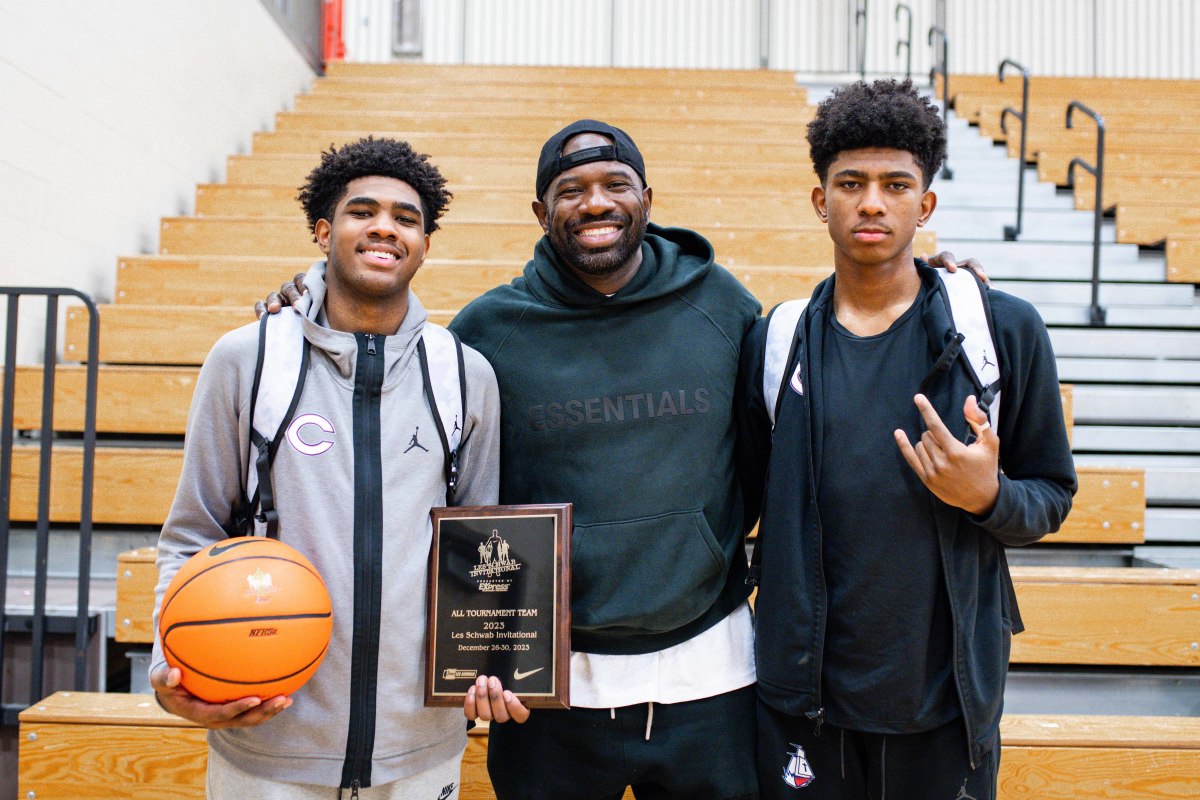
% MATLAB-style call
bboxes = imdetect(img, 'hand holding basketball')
[150,664,291,729]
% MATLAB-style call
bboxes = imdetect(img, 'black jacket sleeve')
[972,291,1078,546]
[736,316,773,535]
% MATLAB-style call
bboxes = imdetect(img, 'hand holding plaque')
[425,504,571,709]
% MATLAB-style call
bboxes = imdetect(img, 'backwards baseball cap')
[535,119,648,200]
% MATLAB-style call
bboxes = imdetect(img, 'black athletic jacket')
[739,263,1076,766]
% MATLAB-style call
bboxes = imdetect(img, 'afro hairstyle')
[297,136,452,238]
[807,79,946,190]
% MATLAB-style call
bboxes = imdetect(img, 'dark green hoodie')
[451,223,761,654]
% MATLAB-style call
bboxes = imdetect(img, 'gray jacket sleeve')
[150,325,257,677]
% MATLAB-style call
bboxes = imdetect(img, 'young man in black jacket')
[739,80,1076,799]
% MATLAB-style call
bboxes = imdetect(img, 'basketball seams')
[166,642,331,688]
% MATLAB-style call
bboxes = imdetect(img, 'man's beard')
[550,209,649,277]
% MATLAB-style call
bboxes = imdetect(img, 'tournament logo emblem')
[245,568,276,603]
[469,529,522,591]
[781,743,815,789]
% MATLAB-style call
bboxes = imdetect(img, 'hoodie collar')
[293,260,429,379]
[523,222,715,308]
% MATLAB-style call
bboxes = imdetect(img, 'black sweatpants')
[487,685,758,800]
[757,700,997,800]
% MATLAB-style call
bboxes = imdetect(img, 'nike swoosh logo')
[512,667,544,681]
[209,538,262,557]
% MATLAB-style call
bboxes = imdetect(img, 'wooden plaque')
[425,504,571,708]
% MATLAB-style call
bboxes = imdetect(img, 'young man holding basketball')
[150,137,510,799]
[739,80,1076,799]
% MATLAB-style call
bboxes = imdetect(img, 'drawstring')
[840,728,846,779]
[880,737,887,800]
[610,708,616,720]
[644,702,655,741]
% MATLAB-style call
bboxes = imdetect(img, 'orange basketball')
[159,537,333,703]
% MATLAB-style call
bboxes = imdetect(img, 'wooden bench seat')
[1008,129,1194,163]
[21,693,1200,800]
[310,76,807,106]
[976,105,1200,144]
[1072,171,1200,214]
[194,185,828,229]
[1037,147,1200,187]
[955,90,1200,125]
[940,73,1200,114]
[249,129,810,164]
[222,154,815,193]
[1010,566,1200,666]
[271,111,807,141]
[1166,236,1200,284]
[292,91,808,123]
[325,61,799,89]
[1115,204,1200,248]
[157,216,936,267]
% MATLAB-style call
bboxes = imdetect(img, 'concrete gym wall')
[0,0,315,362]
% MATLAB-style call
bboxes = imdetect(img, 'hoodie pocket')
[570,509,728,633]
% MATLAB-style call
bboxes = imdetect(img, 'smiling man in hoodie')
[448,120,762,800]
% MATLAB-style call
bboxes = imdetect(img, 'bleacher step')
[1073,386,1200,425]
[1038,305,1200,328]
[1005,668,1200,716]
[1049,328,1200,358]
[1072,425,1200,454]
[932,208,1117,242]
[994,280,1195,306]
[938,240,1162,282]
[1073,455,1200,506]
[1144,508,1200,543]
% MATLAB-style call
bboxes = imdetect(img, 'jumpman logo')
[955,779,977,800]
[405,427,429,453]
[980,350,996,371]
[451,415,461,436]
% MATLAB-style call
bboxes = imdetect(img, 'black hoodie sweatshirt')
[451,223,761,654]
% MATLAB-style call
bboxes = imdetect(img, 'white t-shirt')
[567,602,756,708]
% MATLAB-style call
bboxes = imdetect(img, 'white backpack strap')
[763,299,809,427]
[418,323,466,497]
[936,268,1001,430]
[246,309,309,537]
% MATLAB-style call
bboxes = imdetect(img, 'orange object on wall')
[322,0,345,64]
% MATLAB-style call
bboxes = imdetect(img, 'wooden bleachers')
[11,62,1192,796]
[946,72,1200,287]
[21,692,1200,800]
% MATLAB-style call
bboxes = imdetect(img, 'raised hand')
[894,393,1000,516]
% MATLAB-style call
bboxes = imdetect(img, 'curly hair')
[296,136,452,237]
[807,79,946,189]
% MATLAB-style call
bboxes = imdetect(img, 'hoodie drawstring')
[644,702,655,741]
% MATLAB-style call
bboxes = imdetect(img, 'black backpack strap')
[416,329,467,500]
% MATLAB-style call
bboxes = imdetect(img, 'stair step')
[1056,358,1200,384]
[1073,425,1200,454]
[940,240,1164,281]
[1144,509,1200,543]
[1073,386,1200,425]
[1049,328,1200,359]
[1072,455,1200,505]
[995,280,1195,306]
[933,209,1117,242]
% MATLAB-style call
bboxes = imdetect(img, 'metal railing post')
[895,3,913,80]
[1065,102,1107,326]
[928,26,953,179]
[855,0,870,80]
[0,288,100,725]
[999,58,1031,241]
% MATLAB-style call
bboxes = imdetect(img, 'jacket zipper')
[341,332,385,788]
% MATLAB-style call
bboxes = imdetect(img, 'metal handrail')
[0,288,100,726]
[895,3,913,80]
[928,26,953,179]
[999,58,1031,241]
[1065,102,1108,326]
[855,0,870,79]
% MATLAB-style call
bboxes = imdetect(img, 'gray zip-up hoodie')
[151,263,500,789]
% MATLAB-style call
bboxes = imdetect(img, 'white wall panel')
[413,0,1200,79]
[0,0,314,362]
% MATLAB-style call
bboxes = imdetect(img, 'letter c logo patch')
[286,413,335,456]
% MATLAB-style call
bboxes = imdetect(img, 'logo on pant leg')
[955,779,977,800]
[782,743,815,789]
